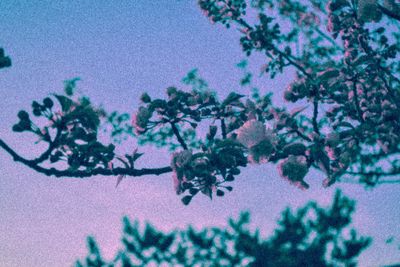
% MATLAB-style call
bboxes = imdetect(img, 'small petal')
[237,120,270,148]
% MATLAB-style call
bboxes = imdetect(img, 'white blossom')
[236,119,275,163]
[172,172,184,195]
[236,120,273,148]
[131,107,152,134]
[171,150,193,194]
[171,150,192,170]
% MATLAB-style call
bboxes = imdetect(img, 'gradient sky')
[0,1,399,266]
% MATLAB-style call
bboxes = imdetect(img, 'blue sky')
[0,1,399,266]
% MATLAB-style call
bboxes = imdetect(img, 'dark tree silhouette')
[75,190,371,267]
[1,0,400,203]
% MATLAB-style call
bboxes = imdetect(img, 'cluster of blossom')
[277,0,321,27]
[169,139,247,202]
[47,96,115,169]
[324,0,399,166]
[131,87,218,137]
[236,119,276,163]
[4,0,400,205]
[12,86,115,171]
[131,107,152,134]
[171,150,194,194]
[198,0,247,27]
[13,0,397,193]
[236,119,315,188]
[239,13,281,55]
[283,78,309,102]
[198,0,400,188]
[131,76,369,196]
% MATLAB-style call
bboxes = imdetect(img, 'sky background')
[0,1,399,266]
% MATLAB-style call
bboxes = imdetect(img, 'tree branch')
[32,128,62,164]
[0,138,172,178]
[220,118,227,139]
[312,90,320,135]
[345,170,400,177]
[376,179,400,184]
[236,17,313,80]
[170,122,188,150]
[378,4,400,22]
[294,129,312,142]
[236,17,322,135]
[313,27,344,52]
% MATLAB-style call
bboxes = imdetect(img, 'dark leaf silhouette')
[76,190,372,267]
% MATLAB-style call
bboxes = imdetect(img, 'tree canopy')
[75,190,371,267]
[0,0,399,204]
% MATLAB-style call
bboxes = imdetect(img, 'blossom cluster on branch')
[198,0,400,186]
[1,0,399,204]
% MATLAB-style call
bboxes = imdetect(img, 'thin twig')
[220,118,227,139]
[170,122,188,150]
[312,91,320,135]
[378,4,400,22]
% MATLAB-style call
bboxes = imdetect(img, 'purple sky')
[0,1,399,266]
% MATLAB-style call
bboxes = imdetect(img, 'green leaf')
[352,55,370,66]
[283,143,307,156]
[236,59,248,69]
[189,188,199,195]
[222,92,245,107]
[12,124,24,132]
[140,93,151,103]
[54,94,74,112]
[65,105,100,130]
[335,121,354,129]
[207,125,217,140]
[201,186,212,199]
[132,152,144,162]
[317,69,339,82]
[225,174,235,182]
[230,167,240,175]
[240,73,252,86]
[181,195,192,205]
[159,234,174,251]
[64,77,80,96]
[0,56,11,69]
